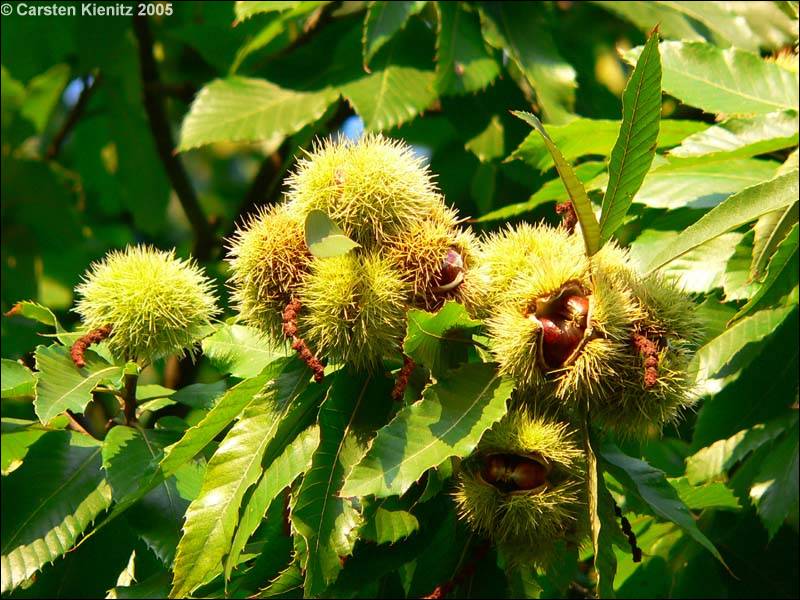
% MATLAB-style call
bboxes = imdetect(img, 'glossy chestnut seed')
[539,317,563,345]
[482,455,509,484]
[510,460,548,491]
[480,454,549,493]
[433,248,464,293]
[536,292,590,369]
[564,295,589,323]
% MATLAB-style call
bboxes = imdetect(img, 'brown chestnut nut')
[432,248,464,293]
[509,460,548,491]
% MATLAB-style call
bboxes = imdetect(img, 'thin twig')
[132,14,215,260]
[46,72,101,160]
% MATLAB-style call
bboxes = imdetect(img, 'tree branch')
[122,372,139,425]
[46,72,101,161]
[132,14,215,260]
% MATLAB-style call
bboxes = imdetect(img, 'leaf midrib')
[661,61,795,112]
[311,375,371,556]
[40,360,120,421]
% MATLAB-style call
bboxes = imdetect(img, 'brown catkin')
[631,332,660,389]
[555,201,578,233]
[614,502,642,562]
[282,298,325,382]
[70,324,113,368]
[392,355,416,401]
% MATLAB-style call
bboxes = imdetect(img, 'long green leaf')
[623,41,799,115]
[341,362,513,498]
[599,30,662,244]
[102,426,190,566]
[686,413,798,484]
[234,1,303,22]
[668,477,741,511]
[1,431,112,594]
[690,305,795,387]
[225,425,319,580]
[480,3,576,123]
[646,169,799,273]
[202,323,287,379]
[403,301,481,378]
[1,359,36,400]
[102,426,181,501]
[291,370,395,596]
[170,359,311,598]
[178,77,338,151]
[583,412,609,598]
[340,21,436,131]
[600,442,728,568]
[362,1,426,69]
[627,158,779,210]
[509,118,704,172]
[435,2,499,95]
[80,368,289,549]
[34,345,122,425]
[736,223,799,320]
[749,421,799,539]
[160,372,274,478]
[668,111,799,165]
[512,111,601,256]
[360,497,420,545]
[751,201,798,282]
[596,479,625,599]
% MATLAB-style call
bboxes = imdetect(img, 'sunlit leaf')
[600,442,728,568]
[1,359,36,400]
[341,362,513,498]
[178,77,338,151]
[34,345,122,425]
[512,111,601,256]
[403,301,481,378]
[170,359,311,597]
[686,413,798,485]
[599,29,662,244]
[749,420,799,539]
[623,41,799,115]
[480,3,576,123]
[291,370,394,595]
[646,169,799,273]
[202,323,287,379]
[304,209,360,258]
